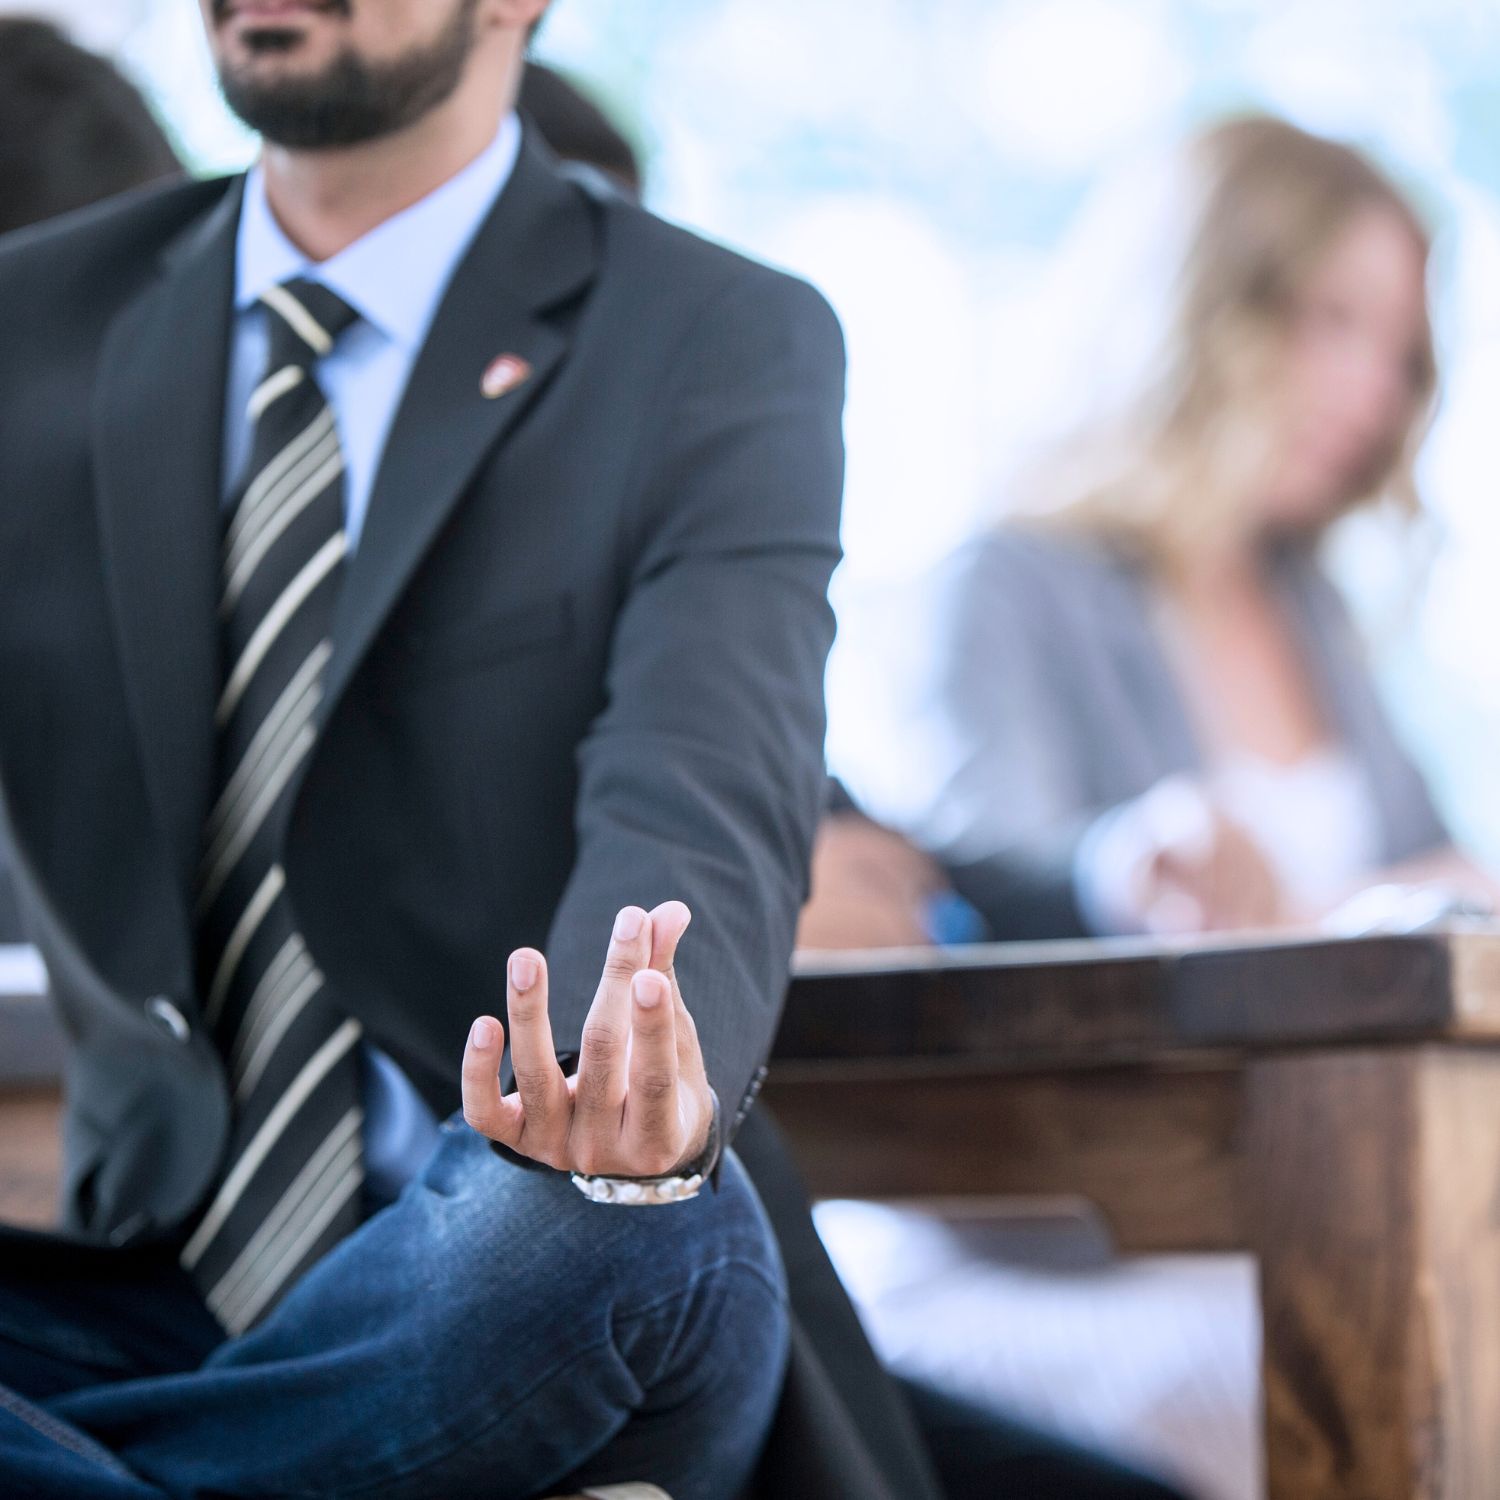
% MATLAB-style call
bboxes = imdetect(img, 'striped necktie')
[181,278,364,1334]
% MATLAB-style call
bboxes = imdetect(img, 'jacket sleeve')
[537,265,846,1131]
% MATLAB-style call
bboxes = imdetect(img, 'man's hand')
[461,900,715,1177]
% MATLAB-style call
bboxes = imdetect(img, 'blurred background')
[11,8,1500,1495]
[21,0,1500,869]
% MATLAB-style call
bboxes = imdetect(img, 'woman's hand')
[1138,807,1286,932]
[1090,777,1290,934]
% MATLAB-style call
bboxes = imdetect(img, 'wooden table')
[769,924,1500,1500]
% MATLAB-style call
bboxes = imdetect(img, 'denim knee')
[414,1117,786,1329]
[173,1120,787,1500]
[347,1123,787,1494]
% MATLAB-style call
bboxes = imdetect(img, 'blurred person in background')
[836,114,1495,943]
[520,59,641,198]
[796,778,980,950]
[799,117,1487,1500]
[0,17,182,942]
[0,16,181,234]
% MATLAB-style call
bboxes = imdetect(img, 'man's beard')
[217,0,480,149]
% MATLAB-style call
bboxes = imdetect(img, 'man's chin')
[215,0,475,150]
[217,38,345,97]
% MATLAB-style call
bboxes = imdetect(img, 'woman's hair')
[1012,114,1437,567]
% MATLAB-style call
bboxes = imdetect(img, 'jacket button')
[145,995,191,1044]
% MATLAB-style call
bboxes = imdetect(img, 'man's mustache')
[212,0,353,20]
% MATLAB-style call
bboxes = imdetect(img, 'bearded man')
[0,2,844,1494]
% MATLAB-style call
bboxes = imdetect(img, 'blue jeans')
[0,1118,788,1499]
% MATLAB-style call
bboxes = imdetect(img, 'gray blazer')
[903,527,1448,939]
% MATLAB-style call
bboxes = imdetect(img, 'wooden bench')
[769,925,1500,1500]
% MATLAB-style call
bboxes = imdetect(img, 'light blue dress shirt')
[223,111,521,530]
[221,113,522,1202]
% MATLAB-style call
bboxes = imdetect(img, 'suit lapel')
[88,142,597,884]
[319,134,597,728]
[92,181,241,913]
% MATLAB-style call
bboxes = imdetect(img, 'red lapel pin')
[480,353,532,399]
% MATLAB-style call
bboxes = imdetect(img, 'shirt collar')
[234,111,522,352]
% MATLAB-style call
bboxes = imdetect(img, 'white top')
[1208,746,1379,910]
[1077,749,1381,934]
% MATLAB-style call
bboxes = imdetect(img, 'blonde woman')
[884,115,1492,939]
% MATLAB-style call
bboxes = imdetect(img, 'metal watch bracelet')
[569,1171,705,1205]
[569,1088,722,1206]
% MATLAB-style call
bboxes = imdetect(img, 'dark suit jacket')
[0,126,843,1239]
[0,128,961,1500]
[0,131,1180,1500]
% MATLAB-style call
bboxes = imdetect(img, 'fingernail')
[470,1017,496,1048]
[510,953,538,991]
[633,972,663,1008]
[613,907,643,942]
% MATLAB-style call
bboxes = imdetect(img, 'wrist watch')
[570,1088,722,1205]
